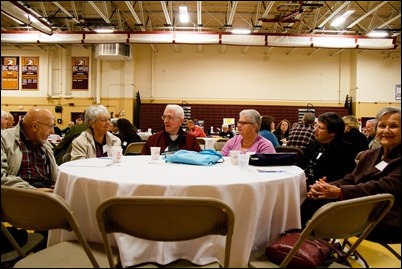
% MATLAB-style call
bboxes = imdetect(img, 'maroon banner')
[72,57,89,90]
[21,56,39,90]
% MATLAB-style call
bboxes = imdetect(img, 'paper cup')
[150,147,161,160]
[238,153,249,170]
[229,150,241,165]
[111,146,123,163]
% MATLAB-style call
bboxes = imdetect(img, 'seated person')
[116,118,142,155]
[259,115,279,147]
[286,112,315,151]
[298,112,356,189]
[141,104,201,155]
[220,109,276,156]
[187,119,206,137]
[53,116,88,165]
[273,119,291,145]
[61,121,75,136]
[70,104,121,160]
[300,107,400,242]
[1,107,57,191]
[343,115,369,157]
[219,123,234,139]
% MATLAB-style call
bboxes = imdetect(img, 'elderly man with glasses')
[1,107,57,191]
[141,104,201,155]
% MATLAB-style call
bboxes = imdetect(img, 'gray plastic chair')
[249,193,395,268]
[96,196,235,268]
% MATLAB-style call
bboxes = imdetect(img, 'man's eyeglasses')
[161,115,177,121]
[237,121,254,125]
[37,122,55,128]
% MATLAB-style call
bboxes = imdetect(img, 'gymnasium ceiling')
[1,1,401,51]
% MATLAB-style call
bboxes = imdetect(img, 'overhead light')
[179,6,189,23]
[367,30,389,37]
[331,10,355,27]
[231,29,251,34]
[1,1,53,35]
[94,27,115,33]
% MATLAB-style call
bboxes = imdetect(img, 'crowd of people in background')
[1,104,400,258]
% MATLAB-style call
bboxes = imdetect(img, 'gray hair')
[165,104,184,119]
[376,106,401,122]
[84,104,109,125]
[366,119,376,125]
[1,110,8,118]
[239,109,262,131]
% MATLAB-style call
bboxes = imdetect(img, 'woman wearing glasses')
[141,104,201,155]
[220,109,276,156]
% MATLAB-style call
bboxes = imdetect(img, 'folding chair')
[196,138,206,150]
[214,139,228,152]
[1,221,44,268]
[96,196,235,268]
[125,142,146,155]
[249,193,394,268]
[1,186,115,268]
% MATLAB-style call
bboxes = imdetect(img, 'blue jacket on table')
[141,128,201,155]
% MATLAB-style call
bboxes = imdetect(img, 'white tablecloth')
[49,156,306,268]
[199,137,220,150]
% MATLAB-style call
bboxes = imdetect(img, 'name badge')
[375,160,388,171]
[123,141,127,146]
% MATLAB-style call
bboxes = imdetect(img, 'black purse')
[249,153,298,166]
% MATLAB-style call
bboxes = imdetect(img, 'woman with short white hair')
[70,104,121,160]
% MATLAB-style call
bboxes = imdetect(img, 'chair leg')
[380,243,401,260]
[343,239,370,268]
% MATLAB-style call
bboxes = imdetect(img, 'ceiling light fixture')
[367,30,389,37]
[1,1,53,35]
[179,6,189,23]
[231,29,251,34]
[331,10,355,27]
[94,27,115,33]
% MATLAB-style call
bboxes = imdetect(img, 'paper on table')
[256,168,287,173]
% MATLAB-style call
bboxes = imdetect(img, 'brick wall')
[139,104,349,133]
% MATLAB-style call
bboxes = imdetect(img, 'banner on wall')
[1,56,19,90]
[21,57,39,90]
[72,57,89,90]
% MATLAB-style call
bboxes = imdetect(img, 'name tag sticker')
[375,160,388,171]
[123,141,127,146]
